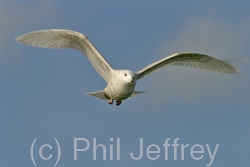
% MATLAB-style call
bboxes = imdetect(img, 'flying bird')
[16,29,238,106]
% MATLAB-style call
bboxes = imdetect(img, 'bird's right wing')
[136,53,238,80]
[16,29,113,82]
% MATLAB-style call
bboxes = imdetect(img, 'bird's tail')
[86,90,107,100]
[129,91,145,97]
[86,90,144,100]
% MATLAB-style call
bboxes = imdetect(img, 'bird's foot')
[108,99,113,105]
[116,100,122,106]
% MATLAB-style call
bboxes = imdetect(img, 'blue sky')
[1,1,250,167]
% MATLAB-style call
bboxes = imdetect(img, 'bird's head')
[117,70,137,85]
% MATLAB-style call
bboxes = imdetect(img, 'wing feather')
[16,29,113,82]
[136,53,238,80]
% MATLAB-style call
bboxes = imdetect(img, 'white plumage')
[16,29,238,106]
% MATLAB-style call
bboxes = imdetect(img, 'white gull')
[16,29,238,106]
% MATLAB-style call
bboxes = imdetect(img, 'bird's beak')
[130,77,136,84]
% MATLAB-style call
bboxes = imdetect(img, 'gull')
[16,29,238,106]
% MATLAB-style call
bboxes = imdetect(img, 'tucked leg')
[116,100,122,106]
[108,99,113,105]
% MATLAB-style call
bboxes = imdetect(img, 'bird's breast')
[105,81,136,100]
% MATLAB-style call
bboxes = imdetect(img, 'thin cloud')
[146,17,250,104]
[0,0,60,76]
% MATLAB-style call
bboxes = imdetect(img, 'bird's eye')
[124,73,127,76]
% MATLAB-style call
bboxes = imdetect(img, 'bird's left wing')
[136,53,238,80]
[16,29,113,82]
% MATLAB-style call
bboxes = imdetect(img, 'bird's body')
[16,29,238,106]
[105,70,136,100]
